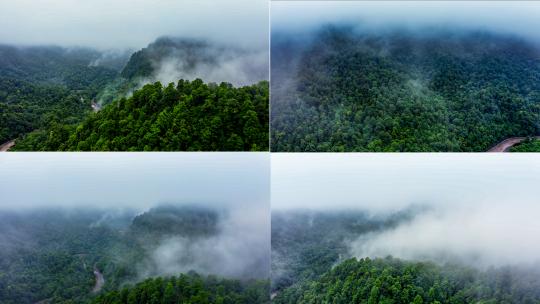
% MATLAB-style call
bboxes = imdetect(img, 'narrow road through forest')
[0,140,15,152]
[487,136,540,152]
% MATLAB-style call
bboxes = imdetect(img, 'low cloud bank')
[350,199,540,268]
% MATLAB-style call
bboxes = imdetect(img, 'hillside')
[273,257,540,304]
[272,210,540,304]
[91,274,269,304]
[510,138,540,152]
[271,26,540,152]
[271,210,416,294]
[12,79,269,151]
[0,45,122,145]
[0,206,268,304]
[2,37,269,151]
[97,37,268,106]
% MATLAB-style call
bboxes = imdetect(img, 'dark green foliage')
[13,79,269,151]
[510,138,540,152]
[273,257,540,304]
[91,273,270,304]
[271,210,415,293]
[120,37,221,81]
[0,45,119,144]
[272,210,540,303]
[271,26,540,151]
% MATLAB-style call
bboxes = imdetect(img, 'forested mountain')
[12,79,269,151]
[272,210,540,303]
[91,274,269,304]
[0,206,269,304]
[1,37,269,151]
[120,37,267,86]
[271,26,540,151]
[0,45,123,145]
[273,257,540,304]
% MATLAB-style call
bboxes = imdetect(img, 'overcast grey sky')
[272,1,540,42]
[0,153,269,211]
[0,0,268,50]
[272,153,540,211]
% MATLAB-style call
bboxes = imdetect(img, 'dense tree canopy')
[13,79,269,151]
[0,45,119,145]
[271,26,540,151]
[91,274,269,304]
[273,257,540,304]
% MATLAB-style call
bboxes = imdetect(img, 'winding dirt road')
[487,136,540,152]
[0,140,15,152]
[92,268,105,293]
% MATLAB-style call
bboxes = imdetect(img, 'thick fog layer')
[0,153,269,210]
[272,154,540,267]
[272,1,540,42]
[0,0,268,50]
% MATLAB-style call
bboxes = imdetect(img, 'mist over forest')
[271,154,540,303]
[271,1,540,152]
[0,0,269,151]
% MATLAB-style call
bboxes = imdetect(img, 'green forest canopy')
[12,79,269,151]
[0,45,120,144]
[273,257,540,304]
[271,26,540,152]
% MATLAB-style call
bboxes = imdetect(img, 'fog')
[0,152,270,280]
[133,38,268,89]
[272,153,540,267]
[272,1,540,42]
[0,153,269,210]
[139,205,270,279]
[0,0,268,51]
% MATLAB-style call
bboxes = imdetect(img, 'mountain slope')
[0,206,267,304]
[91,274,269,304]
[0,45,122,144]
[271,26,540,152]
[12,79,269,151]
